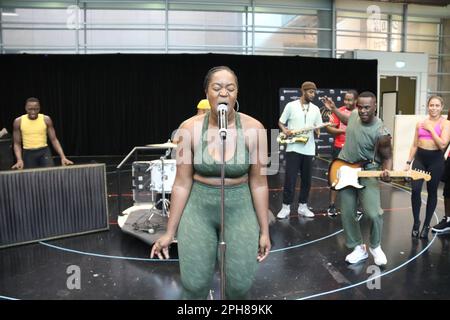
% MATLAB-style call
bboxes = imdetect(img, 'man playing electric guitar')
[322,91,392,266]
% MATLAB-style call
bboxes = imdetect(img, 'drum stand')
[154,147,172,217]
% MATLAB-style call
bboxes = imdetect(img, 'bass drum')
[150,159,176,193]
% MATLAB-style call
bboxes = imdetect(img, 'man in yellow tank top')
[11,97,73,169]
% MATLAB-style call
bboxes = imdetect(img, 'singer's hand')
[257,233,271,263]
[150,233,173,259]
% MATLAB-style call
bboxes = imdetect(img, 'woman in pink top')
[405,96,450,239]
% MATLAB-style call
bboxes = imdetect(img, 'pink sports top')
[418,118,443,140]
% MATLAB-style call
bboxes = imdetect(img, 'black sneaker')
[431,217,450,233]
[356,209,363,221]
[327,204,338,217]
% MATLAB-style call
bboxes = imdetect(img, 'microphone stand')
[218,109,227,300]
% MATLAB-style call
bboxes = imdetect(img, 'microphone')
[217,103,228,139]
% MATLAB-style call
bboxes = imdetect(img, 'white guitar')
[328,159,431,190]
[277,122,332,144]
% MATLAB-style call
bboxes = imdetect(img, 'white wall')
[393,114,426,171]
[351,50,429,115]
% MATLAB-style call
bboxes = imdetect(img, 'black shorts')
[23,146,55,169]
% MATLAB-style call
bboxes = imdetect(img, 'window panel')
[87,30,165,48]
[168,30,243,51]
[86,9,165,27]
[407,39,439,54]
[168,10,243,28]
[3,29,76,47]
[2,8,71,24]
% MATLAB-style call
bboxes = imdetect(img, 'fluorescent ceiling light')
[395,60,406,68]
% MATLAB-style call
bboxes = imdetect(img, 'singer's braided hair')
[203,66,238,91]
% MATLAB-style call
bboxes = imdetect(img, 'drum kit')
[117,141,178,244]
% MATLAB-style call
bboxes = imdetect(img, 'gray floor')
[1,157,449,300]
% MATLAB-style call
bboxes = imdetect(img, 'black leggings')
[443,158,450,198]
[411,148,444,227]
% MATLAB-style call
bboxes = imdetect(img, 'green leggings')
[339,177,384,249]
[177,181,260,299]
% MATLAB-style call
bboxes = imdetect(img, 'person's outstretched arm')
[322,97,350,125]
[45,116,73,166]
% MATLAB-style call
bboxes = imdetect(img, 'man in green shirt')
[323,91,392,266]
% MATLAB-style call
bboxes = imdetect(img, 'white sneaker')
[369,246,387,266]
[298,203,314,217]
[277,204,291,219]
[345,244,368,264]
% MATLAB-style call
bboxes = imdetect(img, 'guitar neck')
[357,170,405,178]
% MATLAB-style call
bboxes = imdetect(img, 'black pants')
[23,147,55,169]
[443,158,450,198]
[411,148,444,227]
[282,152,313,205]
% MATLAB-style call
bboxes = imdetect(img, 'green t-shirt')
[338,110,390,168]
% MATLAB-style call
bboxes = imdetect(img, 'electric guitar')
[328,158,431,190]
[277,122,332,144]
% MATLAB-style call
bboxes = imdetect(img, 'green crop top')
[193,112,250,178]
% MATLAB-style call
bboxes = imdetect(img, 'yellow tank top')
[20,114,48,149]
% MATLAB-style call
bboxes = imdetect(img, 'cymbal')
[146,142,178,149]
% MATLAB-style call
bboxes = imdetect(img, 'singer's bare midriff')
[193,173,248,186]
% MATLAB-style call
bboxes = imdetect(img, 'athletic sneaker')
[277,204,291,219]
[327,204,338,217]
[432,217,450,233]
[345,244,368,264]
[298,203,314,217]
[369,246,387,266]
[356,209,363,221]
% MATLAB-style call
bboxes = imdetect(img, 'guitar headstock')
[408,169,431,181]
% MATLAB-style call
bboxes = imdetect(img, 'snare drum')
[150,159,176,193]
